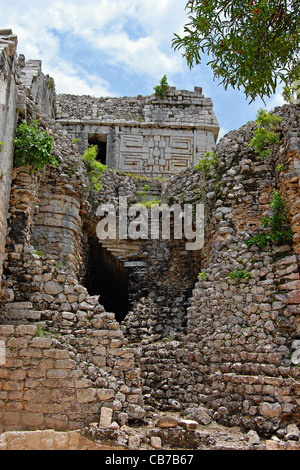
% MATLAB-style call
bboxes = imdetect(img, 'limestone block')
[99,407,113,428]
[44,281,64,295]
[150,436,162,449]
[97,389,115,401]
[259,402,282,419]
[156,416,179,428]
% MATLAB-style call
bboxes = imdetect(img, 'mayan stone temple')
[0,30,300,450]
[55,87,219,176]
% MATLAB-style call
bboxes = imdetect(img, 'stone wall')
[0,41,145,432]
[55,87,219,176]
[0,429,111,450]
[0,30,18,291]
[0,234,144,431]
[131,105,300,435]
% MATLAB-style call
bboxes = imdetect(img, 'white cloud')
[2,0,187,96]
[266,90,285,110]
[48,62,113,97]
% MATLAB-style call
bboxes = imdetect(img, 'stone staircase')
[1,302,43,325]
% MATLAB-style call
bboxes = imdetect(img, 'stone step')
[3,302,41,324]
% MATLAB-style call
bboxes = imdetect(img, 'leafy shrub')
[246,190,292,249]
[198,272,208,281]
[135,198,161,208]
[228,269,252,280]
[13,120,56,170]
[249,109,282,158]
[82,144,108,191]
[154,75,170,99]
[195,152,218,175]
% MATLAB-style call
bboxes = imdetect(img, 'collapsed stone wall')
[0,45,145,432]
[0,30,18,289]
[132,105,300,435]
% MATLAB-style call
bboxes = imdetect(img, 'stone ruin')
[0,30,300,450]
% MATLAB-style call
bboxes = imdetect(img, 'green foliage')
[282,85,295,104]
[154,75,170,98]
[195,151,218,175]
[35,325,50,337]
[137,184,150,204]
[136,198,161,208]
[13,120,56,170]
[282,79,300,103]
[172,1,300,103]
[246,190,293,249]
[249,109,282,158]
[276,164,284,172]
[198,271,208,280]
[82,144,108,191]
[0,141,5,152]
[228,269,252,280]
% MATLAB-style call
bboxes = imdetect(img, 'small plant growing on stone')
[198,272,208,281]
[13,120,56,170]
[82,144,108,191]
[35,326,50,337]
[154,75,170,99]
[249,109,282,158]
[195,152,218,175]
[34,250,45,258]
[137,198,161,208]
[228,269,252,280]
[0,141,5,153]
[246,190,292,249]
[276,164,284,172]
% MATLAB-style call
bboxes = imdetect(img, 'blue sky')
[1,0,285,140]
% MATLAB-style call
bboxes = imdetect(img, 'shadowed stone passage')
[85,240,129,323]
[88,134,107,165]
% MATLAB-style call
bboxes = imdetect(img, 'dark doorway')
[88,134,107,165]
[85,239,129,323]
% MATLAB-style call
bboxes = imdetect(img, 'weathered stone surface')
[179,419,198,431]
[246,430,261,445]
[259,403,282,419]
[99,407,113,428]
[285,424,300,441]
[97,389,115,401]
[291,349,300,365]
[186,407,212,426]
[150,436,162,449]
[44,281,64,296]
[127,405,146,421]
[156,416,179,429]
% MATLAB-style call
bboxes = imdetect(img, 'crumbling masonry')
[0,30,300,447]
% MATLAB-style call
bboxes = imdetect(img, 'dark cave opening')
[85,240,129,323]
[88,134,107,165]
